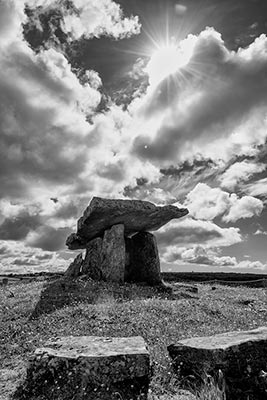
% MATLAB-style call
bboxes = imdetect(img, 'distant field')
[162,272,267,287]
[1,277,267,399]
[2,271,267,285]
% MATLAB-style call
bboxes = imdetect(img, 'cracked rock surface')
[66,197,188,250]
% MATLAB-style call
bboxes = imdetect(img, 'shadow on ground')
[31,277,198,319]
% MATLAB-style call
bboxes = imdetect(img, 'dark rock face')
[125,232,162,286]
[65,233,87,250]
[81,237,103,280]
[66,197,188,250]
[101,224,126,284]
[168,326,267,400]
[15,336,151,400]
[64,253,83,278]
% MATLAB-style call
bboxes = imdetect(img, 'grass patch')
[1,279,267,399]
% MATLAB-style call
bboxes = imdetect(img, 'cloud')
[164,245,237,267]
[174,4,188,17]
[162,244,267,271]
[243,178,267,201]
[13,257,39,266]
[155,217,242,250]
[235,260,267,271]
[254,228,267,235]
[184,184,230,221]
[0,240,67,274]
[0,1,266,275]
[26,225,72,251]
[24,0,140,44]
[132,29,267,164]
[183,183,263,222]
[0,0,146,209]
[223,194,263,223]
[61,0,141,40]
[0,14,101,200]
[220,161,266,190]
[0,211,42,241]
[0,0,25,43]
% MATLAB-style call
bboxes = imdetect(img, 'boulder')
[66,197,188,249]
[64,253,83,278]
[15,336,151,400]
[66,233,87,250]
[101,224,126,284]
[81,237,103,280]
[125,232,162,286]
[168,326,267,400]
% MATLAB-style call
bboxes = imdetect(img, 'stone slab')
[170,326,267,350]
[101,224,125,283]
[81,237,102,280]
[15,336,150,400]
[125,232,162,286]
[168,326,267,400]
[66,197,188,249]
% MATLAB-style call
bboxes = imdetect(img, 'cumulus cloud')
[0,2,266,274]
[132,29,267,164]
[163,245,237,267]
[183,183,263,222]
[155,217,242,250]
[0,240,67,274]
[0,0,148,209]
[254,228,267,235]
[223,194,263,223]
[162,244,267,271]
[0,5,102,200]
[61,0,141,40]
[235,260,267,271]
[24,0,140,43]
[184,184,230,221]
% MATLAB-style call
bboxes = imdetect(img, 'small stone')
[64,253,83,278]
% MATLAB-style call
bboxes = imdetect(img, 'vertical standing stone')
[64,253,83,278]
[125,232,162,286]
[81,237,103,280]
[101,224,126,283]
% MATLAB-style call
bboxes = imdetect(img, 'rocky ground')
[1,278,267,399]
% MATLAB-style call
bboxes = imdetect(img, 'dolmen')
[65,197,188,285]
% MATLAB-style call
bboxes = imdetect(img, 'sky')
[0,0,267,275]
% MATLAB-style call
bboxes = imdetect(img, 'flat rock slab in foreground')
[15,336,150,400]
[168,326,267,400]
[66,197,188,249]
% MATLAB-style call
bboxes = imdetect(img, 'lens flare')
[146,38,196,87]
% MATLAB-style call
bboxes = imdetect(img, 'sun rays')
[146,39,196,87]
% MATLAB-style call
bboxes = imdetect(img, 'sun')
[146,39,195,87]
